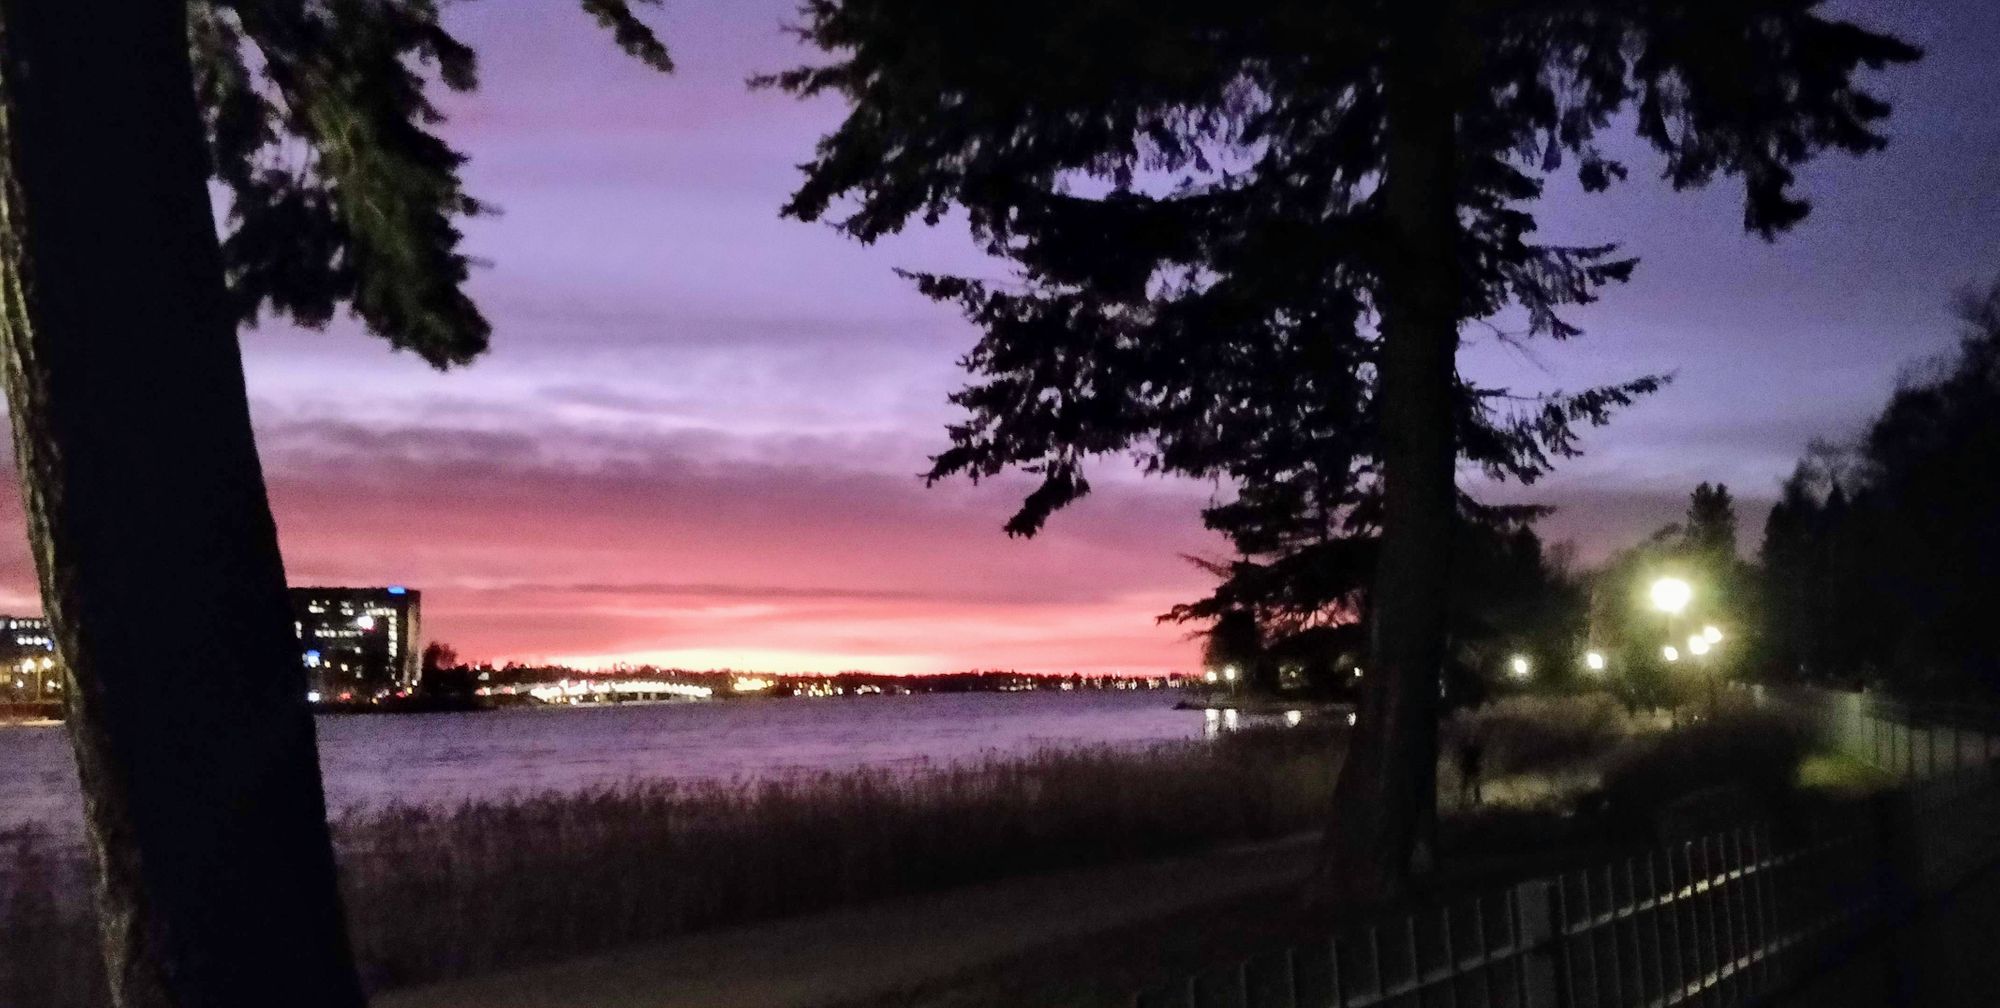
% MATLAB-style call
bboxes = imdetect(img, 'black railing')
[1134,687,2000,1008]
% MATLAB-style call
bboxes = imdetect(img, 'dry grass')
[0,729,1337,1003]
[3,697,1824,1007]
[1437,693,1650,810]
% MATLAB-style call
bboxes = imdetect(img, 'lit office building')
[290,587,422,701]
[0,615,58,701]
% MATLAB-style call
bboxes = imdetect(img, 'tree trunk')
[1318,8,1462,907]
[0,3,365,1006]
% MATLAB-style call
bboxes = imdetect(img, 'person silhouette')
[1457,737,1485,808]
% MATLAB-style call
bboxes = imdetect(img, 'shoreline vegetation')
[3,727,1336,1007]
[0,695,1861,1008]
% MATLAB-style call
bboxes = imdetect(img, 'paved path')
[1777,859,2000,1007]
[377,834,1317,1008]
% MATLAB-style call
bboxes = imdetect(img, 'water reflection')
[1202,705,1328,736]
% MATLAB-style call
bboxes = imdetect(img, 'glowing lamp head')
[1508,655,1531,680]
[1650,577,1693,615]
[1687,634,1711,657]
[1584,650,1607,673]
[1702,625,1723,644]
[1662,645,1681,663]
[1222,665,1239,683]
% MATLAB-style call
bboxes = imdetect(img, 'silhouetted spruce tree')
[1685,483,1737,562]
[767,0,1914,902]
[1759,468,1820,679]
[1199,606,1272,692]
[0,4,667,1006]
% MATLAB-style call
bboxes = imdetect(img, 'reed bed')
[1,729,1337,1002]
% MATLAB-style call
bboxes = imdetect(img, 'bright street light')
[1222,665,1239,683]
[1702,625,1723,644]
[1650,577,1692,615]
[1662,645,1680,662]
[1509,655,1531,679]
[1687,634,1711,657]
[1584,650,1606,673]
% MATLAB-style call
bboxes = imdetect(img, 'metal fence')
[1133,688,2000,1008]
[1770,685,2000,781]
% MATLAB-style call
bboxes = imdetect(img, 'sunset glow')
[0,0,1986,675]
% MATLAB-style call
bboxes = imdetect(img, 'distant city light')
[1284,709,1303,727]
[1347,711,1358,726]
[353,615,375,630]
[387,586,407,595]
[1662,645,1680,662]
[1584,651,1607,673]
[306,691,321,703]
[1688,634,1711,657]
[1702,625,1723,644]
[526,679,713,703]
[1203,669,1219,684]
[1222,665,1239,683]
[1650,577,1692,615]
[1508,655,1531,679]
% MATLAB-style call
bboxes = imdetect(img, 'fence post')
[1516,877,1563,1008]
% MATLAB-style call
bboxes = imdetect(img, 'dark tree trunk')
[0,3,365,1006]
[1318,9,1462,907]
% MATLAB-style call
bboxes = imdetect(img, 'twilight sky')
[6,0,1996,674]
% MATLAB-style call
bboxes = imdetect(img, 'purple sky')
[6,0,1995,673]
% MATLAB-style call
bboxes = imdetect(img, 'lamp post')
[1651,575,1692,699]
[1688,628,1725,713]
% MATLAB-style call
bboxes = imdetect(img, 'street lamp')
[1509,654,1531,680]
[1650,577,1692,615]
[1584,650,1606,673]
[1662,645,1680,662]
[1687,634,1711,657]
[1702,625,1723,644]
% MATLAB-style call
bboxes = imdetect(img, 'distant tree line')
[1551,277,2000,705]
[1761,277,2000,697]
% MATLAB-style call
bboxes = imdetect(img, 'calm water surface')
[0,691,1208,832]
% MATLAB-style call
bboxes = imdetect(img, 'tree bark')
[0,3,365,1006]
[1318,7,1462,907]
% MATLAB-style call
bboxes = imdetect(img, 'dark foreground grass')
[0,729,1338,1005]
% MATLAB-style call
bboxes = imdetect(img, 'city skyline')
[0,0,1991,673]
